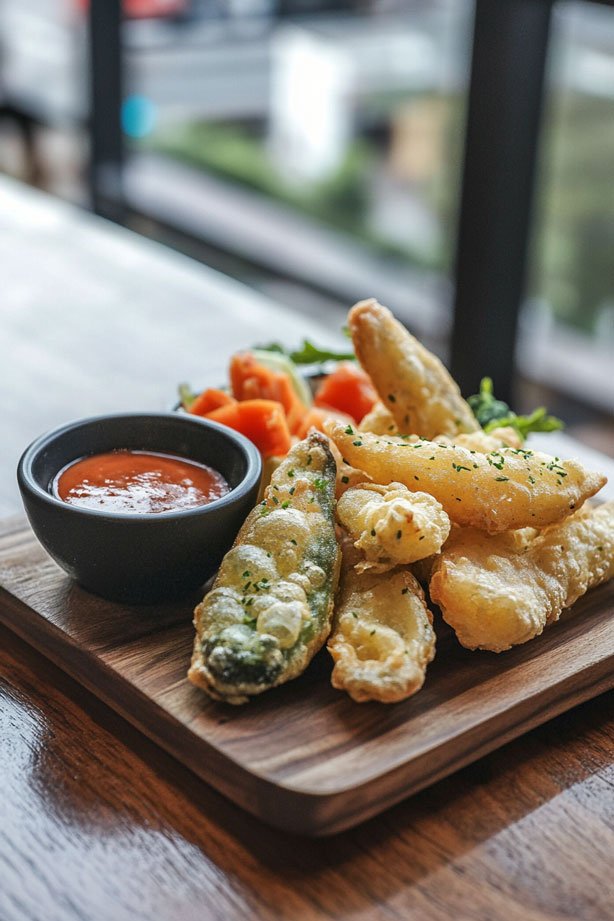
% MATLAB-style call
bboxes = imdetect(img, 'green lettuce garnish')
[468,378,563,441]
[256,339,355,365]
[178,382,196,409]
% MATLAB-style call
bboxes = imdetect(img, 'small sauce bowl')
[17,412,262,603]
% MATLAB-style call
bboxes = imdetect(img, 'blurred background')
[1,0,612,443]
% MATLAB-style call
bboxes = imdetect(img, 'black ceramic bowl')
[17,413,261,603]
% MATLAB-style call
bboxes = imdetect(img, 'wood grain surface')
[1,515,612,836]
[1,176,613,920]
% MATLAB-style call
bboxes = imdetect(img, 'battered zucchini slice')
[188,432,341,704]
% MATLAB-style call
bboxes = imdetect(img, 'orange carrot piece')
[294,405,354,441]
[313,363,378,423]
[205,399,291,458]
[189,388,236,416]
[230,352,307,434]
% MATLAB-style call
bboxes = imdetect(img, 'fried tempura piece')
[336,482,450,572]
[325,432,372,498]
[189,433,341,703]
[349,299,478,438]
[430,502,614,651]
[359,401,398,435]
[326,422,606,533]
[328,567,436,703]
[358,406,521,452]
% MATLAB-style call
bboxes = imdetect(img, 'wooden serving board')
[0,514,612,836]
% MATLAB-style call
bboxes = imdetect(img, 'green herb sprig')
[468,378,563,442]
[255,339,354,365]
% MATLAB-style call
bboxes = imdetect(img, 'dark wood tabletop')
[1,177,612,921]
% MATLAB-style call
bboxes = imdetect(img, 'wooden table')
[1,177,612,921]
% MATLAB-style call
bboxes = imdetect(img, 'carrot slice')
[230,352,307,434]
[189,388,236,416]
[205,399,291,458]
[293,405,354,441]
[314,363,378,423]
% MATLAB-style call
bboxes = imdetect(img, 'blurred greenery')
[151,88,614,337]
[531,92,614,334]
[151,120,440,269]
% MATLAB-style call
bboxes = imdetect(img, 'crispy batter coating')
[358,407,521,453]
[189,433,341,703]
[349,299,478,438]
[325,421,606,533]
[359,401,398,435]
[435,427,523,452]
[336,483,450,571]
[328,567,436,703]
[430,501,614,652]
[326,432,372,498]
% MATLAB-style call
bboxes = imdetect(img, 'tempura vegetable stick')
[349,299,479,438]
[328,567,436,703]
[430,501,614,651]
[325,422,606,533]
[189,433,341,703]
[336,483,450,571]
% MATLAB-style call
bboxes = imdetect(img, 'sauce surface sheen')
[54,450,229,514]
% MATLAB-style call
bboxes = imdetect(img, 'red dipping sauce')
[54,450,229,514]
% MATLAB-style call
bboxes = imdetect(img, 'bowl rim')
[17,411,262,523]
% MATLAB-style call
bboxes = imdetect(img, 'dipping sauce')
[54,450,229,514]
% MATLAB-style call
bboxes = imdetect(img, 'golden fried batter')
[349,299,478,438]
[358,408,521,452]
[336,483,450,571]
[326,432,372,498]
[359,401,398,435]
[326,421,606,532]
[328,567,436,703]
[430,501,614,651]
[435,427,523,452]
